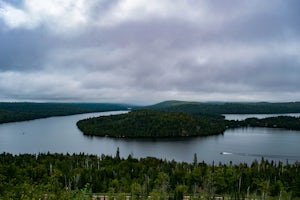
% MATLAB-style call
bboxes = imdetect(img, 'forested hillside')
[145,101,300,114]
[2,101,300,124]
[0,152,299,199]
[234,116,300,130]
[77,110,227,138]
[0,102,131,124]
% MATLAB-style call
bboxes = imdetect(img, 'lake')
[223,113,300,120]
[0,111,299,164]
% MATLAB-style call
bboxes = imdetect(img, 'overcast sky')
[0,0,300,104]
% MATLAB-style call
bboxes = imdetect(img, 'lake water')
[0,111,299,164]
[223,113,300,120]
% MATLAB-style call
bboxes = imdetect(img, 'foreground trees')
[0,152,299,199]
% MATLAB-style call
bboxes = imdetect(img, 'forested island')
[77,109,300,138]
[0,152,299,199]
[0,102,132,124]
[233,116,300,130]
[77,110,227,138]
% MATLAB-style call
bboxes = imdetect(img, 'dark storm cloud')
[0,0,299,103]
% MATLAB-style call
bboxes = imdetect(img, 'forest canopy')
[77,110,300,138]
[235,116,300,130]
[0,152,299,199]
[77,110,227,138]
[145,101,300,114]
[0,102,131,124]
[1,101,300,124]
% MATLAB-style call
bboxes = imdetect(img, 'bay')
[0,111,299,164]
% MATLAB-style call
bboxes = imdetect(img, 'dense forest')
[0,152,299,199]
[0,102,131,124]
[233,116,300,130]
[77,110,300,138]
[1,101,300,125]
[145,101,300,114]
[77,110,227,138]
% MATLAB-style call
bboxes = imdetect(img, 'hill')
[0,102,133,124]
[145,100,300,114]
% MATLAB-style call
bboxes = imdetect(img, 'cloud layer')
[1,0,300,104]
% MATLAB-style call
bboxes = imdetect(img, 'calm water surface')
[224,113,300,120]
[0,111,299,164]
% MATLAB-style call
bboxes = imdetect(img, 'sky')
[0,0,300,104]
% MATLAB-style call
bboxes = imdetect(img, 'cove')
[0,111,299,164]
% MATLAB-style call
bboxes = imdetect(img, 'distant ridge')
[0,102,135,124]
[145,100,201,108]
[143,100,300,114]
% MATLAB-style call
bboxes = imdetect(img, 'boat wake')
[220,152,233,155]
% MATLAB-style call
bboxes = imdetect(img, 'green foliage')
[174,185,188,200]
[145,100,300,114]
[77,110,227,138]
[0,152,299,199]
[236,116,300,130]
[0,102,131,124]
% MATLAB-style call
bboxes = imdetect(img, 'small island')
[76,110,227,138]
[234,116,300,130]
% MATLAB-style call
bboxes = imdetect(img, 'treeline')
[77,110,227,138]
[145,101,300,114]
[233,116,300,130]
[0,152,299,199]
[0,102,131,124]
[2,101,300,124]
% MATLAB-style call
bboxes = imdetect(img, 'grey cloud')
[0,29,47,71]
[0,0,300,103]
